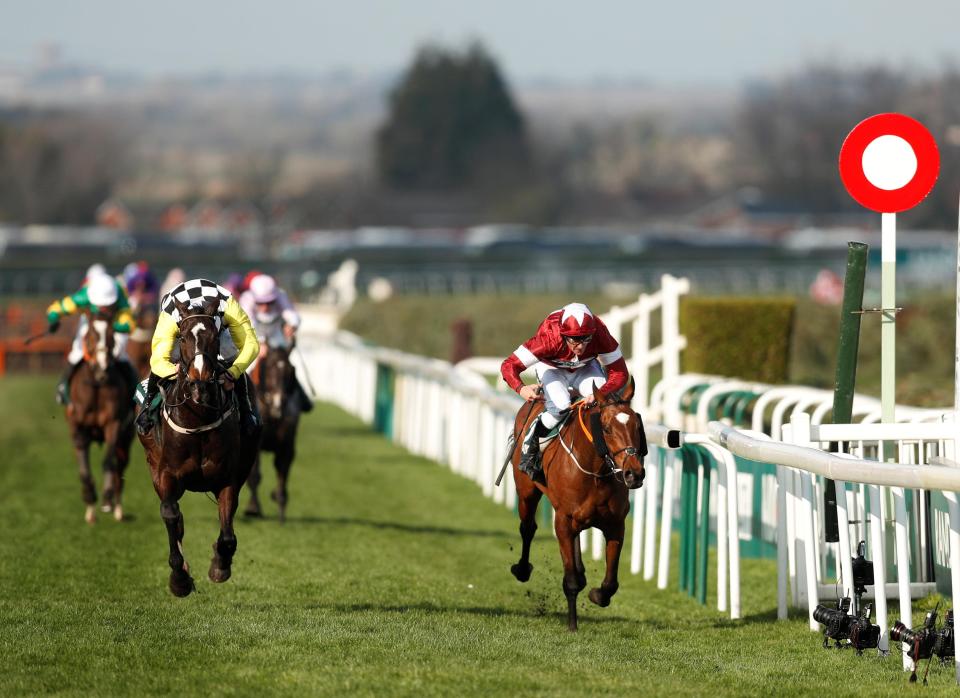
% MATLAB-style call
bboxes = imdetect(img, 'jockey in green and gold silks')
[47,270,139,404]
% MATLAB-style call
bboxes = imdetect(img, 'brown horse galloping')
[137,297,260,597]
[244,343,301,522]
[509,378,646,631]
[64,314,136,524]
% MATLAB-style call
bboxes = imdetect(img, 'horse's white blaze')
[615,412,630,425]
[93,320,109,369]
[194,353,205,373]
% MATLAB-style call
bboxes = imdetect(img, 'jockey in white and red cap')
[501,302,629,478]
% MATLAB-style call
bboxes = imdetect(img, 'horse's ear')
[201,297,219,316]
[173,297,191,318]
[593,381,604,404]
[620,377,635,403]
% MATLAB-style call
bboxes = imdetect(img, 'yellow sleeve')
[149,312,180,379]
[223,296,259,380]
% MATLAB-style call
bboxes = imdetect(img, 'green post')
[824,241,868,542]
[373,363,395,437]
[696,447,712,605]
[679,446,698,594]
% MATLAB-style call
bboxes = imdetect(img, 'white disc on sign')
[861,135,918,190]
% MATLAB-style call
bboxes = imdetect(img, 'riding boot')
[519,416,551,479]
[294,374,313,412]
[234,373,261,436]
[56,361,81,405]
[136,372,161,436]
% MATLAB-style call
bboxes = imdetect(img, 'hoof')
[209,564,232,583]
[511,562,533,583]
[169,569,195,597]
[567,621,578,632]
[113,505,124,522]
[243,503,262,518]
[588,588,611,607]
[101,503,113,513]
[84,506,96,525]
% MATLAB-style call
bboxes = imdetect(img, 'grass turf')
[0,375,954,696]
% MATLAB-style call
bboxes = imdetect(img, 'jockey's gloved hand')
[48,319,60,334]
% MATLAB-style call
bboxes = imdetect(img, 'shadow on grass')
[306,600,637,625]
[710,606,780,628]
[277,515,513,540]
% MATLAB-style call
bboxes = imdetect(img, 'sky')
[1,0,959,85]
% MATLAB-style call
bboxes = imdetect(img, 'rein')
[162,312,230,430]
[560,399,643,482]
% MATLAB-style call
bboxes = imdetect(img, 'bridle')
[161,311,236,434]
[556,399,647,483]
[166,313,226,412]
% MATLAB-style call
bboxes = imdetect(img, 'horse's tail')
[495,433,517,487]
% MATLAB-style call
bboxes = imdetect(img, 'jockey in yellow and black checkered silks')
[136,278,261,436]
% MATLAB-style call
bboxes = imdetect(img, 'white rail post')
[642,455,660,580]
[633,295,651,411]
[630,483,645,575]
[892,485,914,671]
[657,450,678,589]
[868,484,890,654]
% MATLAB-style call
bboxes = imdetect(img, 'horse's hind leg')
[272,444,295,524]
[161,499,194,597]
[555,516,586,631]
[511,485,542,583]
[112,432,132,521]
[588,520,625,608]
[210,485,239,583]
[243,455,263,518]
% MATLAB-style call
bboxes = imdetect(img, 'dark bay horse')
[244,342,301,523]
[64,314,136,524]
[509,378,646,630]
[126,304,158,379]
[137,297,260,597]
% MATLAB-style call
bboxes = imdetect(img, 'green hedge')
[680,297,796,383]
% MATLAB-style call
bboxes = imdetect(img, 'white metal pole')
[643,457,660,580]
[868,484,890,654]
[881,212,896,437]
[657,451,677,589]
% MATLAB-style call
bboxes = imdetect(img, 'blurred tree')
[376,42,532,193]
[0,112,125,224]
[734,64,908,215]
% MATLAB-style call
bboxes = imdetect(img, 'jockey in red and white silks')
[500,302,629,477]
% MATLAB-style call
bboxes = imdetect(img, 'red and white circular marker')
[838,113,939,213]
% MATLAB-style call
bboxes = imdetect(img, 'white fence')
[710,415,960,682]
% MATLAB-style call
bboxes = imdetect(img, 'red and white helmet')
[558,302,596,336]
[249,274,278,303]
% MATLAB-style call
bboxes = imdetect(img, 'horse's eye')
[603,427,612,435]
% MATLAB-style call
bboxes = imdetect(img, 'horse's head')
[592,378,646,489]
[82,315,115,382]
[174,297,222,405]
[259,344,294,419]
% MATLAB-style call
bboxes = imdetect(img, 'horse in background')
[64,313,136,523]
[245,340,301,523]
[126,304,158,379]
[508,378,646,631]
[137,297,260,597]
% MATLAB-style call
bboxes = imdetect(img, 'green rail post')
[679,445,698,594]
[696,446,712,605]
[373,363,395,437]
[824,241,868,542]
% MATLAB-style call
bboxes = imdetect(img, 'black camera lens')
[890,621,920,645]
[813,604,839,625]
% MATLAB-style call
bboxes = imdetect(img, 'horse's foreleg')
[161,498,194,597]
[100,421,120,513]
[243,454,263,518]
[589,521,625,608]
[72,430,96,524]
[209,485,239,583]
[511,487,542,583]
[555,516,585,631]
